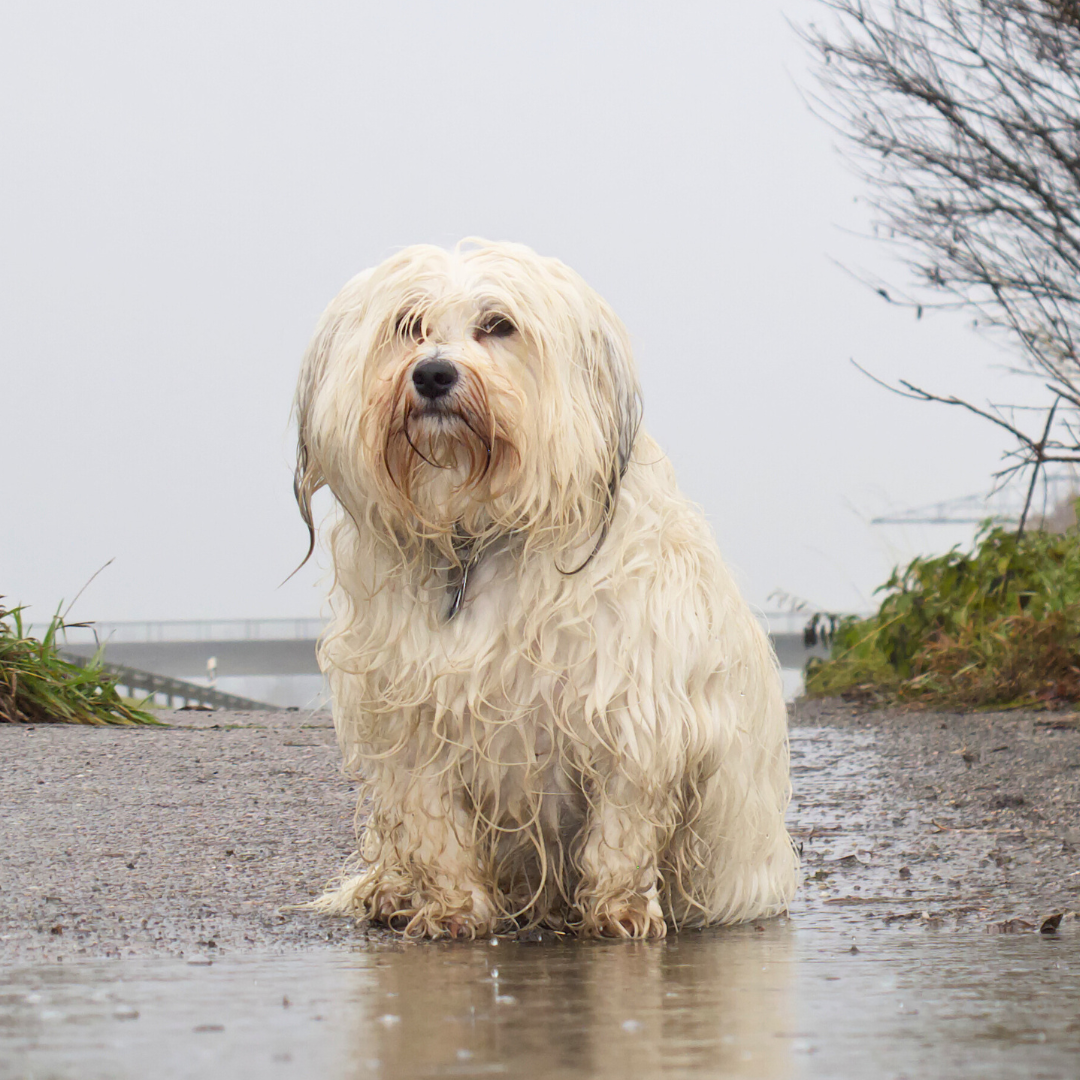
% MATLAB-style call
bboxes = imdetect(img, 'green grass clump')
[0,602,160,726]
[804,525,1080,710]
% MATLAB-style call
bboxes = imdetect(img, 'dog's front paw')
[581,893,668,940]
[314,860,502,938]
[382,895,499,940]
[415,905,496,940]
[365,876,500,939]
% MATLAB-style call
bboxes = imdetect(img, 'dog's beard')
[399,403,492,478]
[380,365,515,539]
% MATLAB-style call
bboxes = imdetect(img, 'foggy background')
[2,1,1027,626]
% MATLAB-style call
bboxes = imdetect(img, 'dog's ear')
[293,304,359,570]
[562,315,642,574]
[603,321,643,486]
[290,269,376,571]
[292,323,332,571]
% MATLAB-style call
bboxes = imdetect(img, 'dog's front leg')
[575,781,668,940]
[339,766,501,940]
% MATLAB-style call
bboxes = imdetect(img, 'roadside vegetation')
[0,602,159,725]
[804,523,1080,710]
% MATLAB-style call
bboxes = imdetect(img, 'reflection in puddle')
[3,928,1079,1079]
[356,930,794,1078]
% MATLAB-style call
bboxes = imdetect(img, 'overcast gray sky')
[2,0,1026,624]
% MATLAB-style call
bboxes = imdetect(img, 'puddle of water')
[2,929,1078,1080]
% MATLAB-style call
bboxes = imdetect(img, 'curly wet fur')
[295,240,799,938]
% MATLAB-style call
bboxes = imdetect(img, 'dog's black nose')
[412,358,459,400]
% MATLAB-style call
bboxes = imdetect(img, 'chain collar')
[445,532,484,622]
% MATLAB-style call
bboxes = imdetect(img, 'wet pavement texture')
[3,925,1078,1079]
[789,701,1080,931]
[2,703,1079,1077]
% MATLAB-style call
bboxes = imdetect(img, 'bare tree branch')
[807,1,1080,518]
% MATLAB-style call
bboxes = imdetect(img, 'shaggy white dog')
[294,240,798,939]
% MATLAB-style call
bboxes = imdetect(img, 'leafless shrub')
[803,0,1080,524]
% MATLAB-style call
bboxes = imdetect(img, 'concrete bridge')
[56,614,829,681]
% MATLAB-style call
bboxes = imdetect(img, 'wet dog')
[294,240,798,937]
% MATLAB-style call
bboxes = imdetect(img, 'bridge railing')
[37,617,326,646]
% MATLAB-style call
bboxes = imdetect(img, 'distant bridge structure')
[57,618,324,680]
[63,653,276,711]
[50,613,826,677]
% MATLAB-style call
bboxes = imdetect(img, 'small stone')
[622,1019,643,1033]
[376,1014,401,1026]
[113,1005,140,1020]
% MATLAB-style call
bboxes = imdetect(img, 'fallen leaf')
[1040,913,1064,934]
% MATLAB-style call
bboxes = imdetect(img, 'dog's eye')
[395,313,425,341]
[476,315,516,339]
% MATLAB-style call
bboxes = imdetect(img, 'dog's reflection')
[350,925,794,1078]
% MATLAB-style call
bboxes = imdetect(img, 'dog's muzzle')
[412,359,459,400]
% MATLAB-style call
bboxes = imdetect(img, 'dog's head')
[295,240,641,565]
